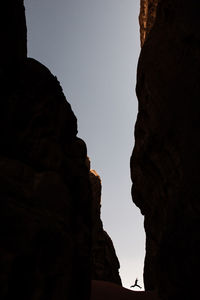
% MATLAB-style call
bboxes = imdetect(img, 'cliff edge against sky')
[131,1,200,299]
[0,2,121,299]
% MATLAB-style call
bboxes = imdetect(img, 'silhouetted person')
[130,278,142,289]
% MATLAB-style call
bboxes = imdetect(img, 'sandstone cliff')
[0,0,27,64]
[0,1,121,300]
[139,0,159,46]
[131,1,200,299]
[89,169,122,285]
[0,48,92,300]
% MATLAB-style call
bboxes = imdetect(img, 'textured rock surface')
[131,1,200,299]
[139,0,159,46]
[0,1,122,299]
[90,169,122,285]
[0,2,92,299]
[0,56,92,300]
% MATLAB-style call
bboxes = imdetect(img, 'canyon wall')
[90,169,122,285]
[139,0,159,46]
[131,1,200,299]
[0,1,120,299]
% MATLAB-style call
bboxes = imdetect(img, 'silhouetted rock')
[139,0,159,47]
[0,1,92,299]
[131,1,200,299]
[89,169,122,285]
[0,56,92,300]
[0,1,27,66]
[0,1,122,299]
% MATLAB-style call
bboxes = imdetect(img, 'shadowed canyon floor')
[91,281,158,300]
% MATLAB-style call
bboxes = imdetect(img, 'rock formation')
[131,1,200,299]
[139,0,159,47]
[0,1,121,300]
[0,41,92,300]
[0,0,27,64]
[89,168,122,285]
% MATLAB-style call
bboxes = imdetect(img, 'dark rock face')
[0,57,92,300]
[131,1,200,299]
[139,0,159,47]
[90,170,122,285]
[0,1,27,65]
[0,1,122,299]
[0,1,92,299]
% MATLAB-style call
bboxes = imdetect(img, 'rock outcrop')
[0,1,27,64]
[89,169,122,285]
[131,1,200,299]
[0,1,121,299]
[139,0,159,47]
[0,54,92,300]
[0,2,91,300]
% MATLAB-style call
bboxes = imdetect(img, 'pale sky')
[24,0,145,289]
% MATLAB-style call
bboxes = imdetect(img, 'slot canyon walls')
[0,1,121,299]
[131,0,200,299]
